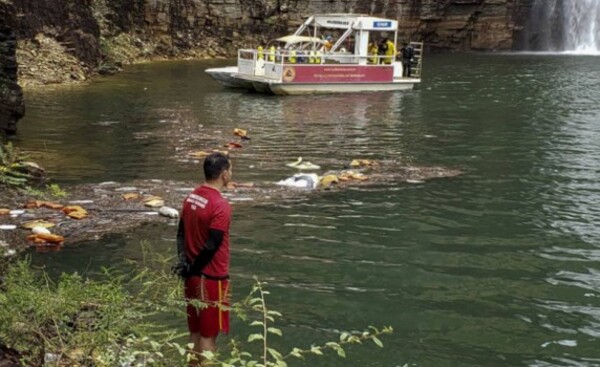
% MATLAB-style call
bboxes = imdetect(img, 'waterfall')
[564,0,600,53]
[524,0,600,54]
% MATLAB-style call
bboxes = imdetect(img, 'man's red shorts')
[184,276,230,337]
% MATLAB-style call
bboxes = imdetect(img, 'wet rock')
[3,248,16,257]
[97,63,121,76]
[115,187,138,192]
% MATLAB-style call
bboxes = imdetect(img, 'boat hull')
[268,80,418,95]
[205,67,253,89]
[205,66,419,95]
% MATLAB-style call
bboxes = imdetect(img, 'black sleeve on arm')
[176,219,187,263]
[189,229,225,276]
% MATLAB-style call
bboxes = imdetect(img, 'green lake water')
[11,53,600,366]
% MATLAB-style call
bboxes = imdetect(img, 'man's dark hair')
[203,152,230,181]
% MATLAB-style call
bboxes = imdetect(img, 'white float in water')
[276,173,319,189]
[158,206,179,219]
[32,226,52,235]
[69,200,94,205]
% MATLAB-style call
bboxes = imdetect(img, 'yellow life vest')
[308,50,315,64]
[268,46,275,62]
[289,50,297,64]
[369,44,379,64]
[384,40,395,64]
[315,51,322,64]
[257,46,264,60]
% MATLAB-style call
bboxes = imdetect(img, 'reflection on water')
[12,54,600,366]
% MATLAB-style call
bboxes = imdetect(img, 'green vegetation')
[45,183,68,198]
[0,245,391,366]
[0,142,36,187]
[0,141,66,199]
[22,183,68,199]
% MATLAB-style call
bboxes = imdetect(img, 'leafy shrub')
[0,142,33,187]
[0,246,392,366]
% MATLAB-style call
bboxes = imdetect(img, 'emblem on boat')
[282,67,297,82]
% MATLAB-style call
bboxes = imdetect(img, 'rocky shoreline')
[1,162,461,258]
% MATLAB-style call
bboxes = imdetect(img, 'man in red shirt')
[174,152,233,363]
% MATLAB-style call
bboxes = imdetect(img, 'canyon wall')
[0,0,533,133]
[0,1,24,134]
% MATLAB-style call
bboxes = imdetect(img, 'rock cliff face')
[0,1,24,135]
[97,0,531,55]
[0,0,534,133]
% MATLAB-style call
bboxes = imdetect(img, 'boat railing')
[409,42,424,78]
[238,48,405,79]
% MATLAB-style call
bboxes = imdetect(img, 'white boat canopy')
[311,14,398,31]
[289,13,400,57]
[276,35,325,45]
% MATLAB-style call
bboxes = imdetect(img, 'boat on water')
[205,14,423,95]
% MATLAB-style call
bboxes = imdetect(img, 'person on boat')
[400,42,415,77]
[268,45,276,62]
[323,35,334,52]
[378,38,388,62]
[174,152,233,365]
[289,49,297,64]
[345,36,355,53]
[257,45,264,60]
[297,50,307,63]
[383,38,396,64]
[368,41,379,64]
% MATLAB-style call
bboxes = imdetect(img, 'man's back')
[403,45,414,60]
[181,185,231,278]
